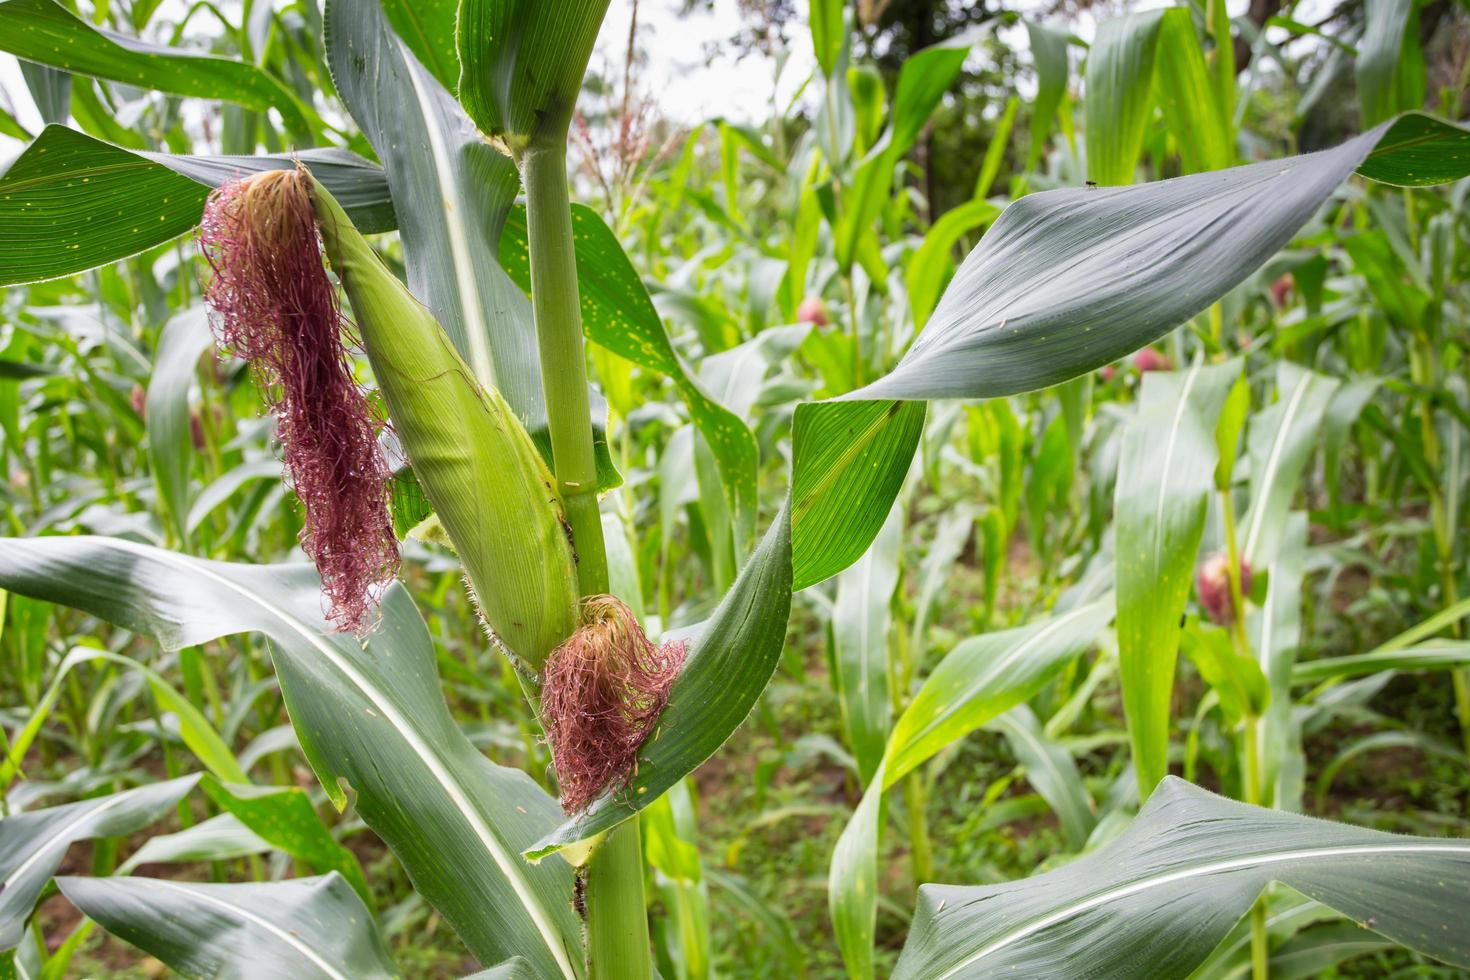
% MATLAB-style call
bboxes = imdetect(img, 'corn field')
[1,0,1469,977]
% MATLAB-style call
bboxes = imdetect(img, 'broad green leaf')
[832,501,902,785]
[886,601,1114,785]
[57,873,398,979]
[834,35,972,270]
[0,125,393,286]
[1024,21,1069,171]
[1293,640,1470,683]
[118,813,273,870]
[809,0,844,78]
[0,0,310,132]
[501,204,758,546]
[0,775,198,950]
[1250,513,1306,807]
[1115,358,1240,798]
[0,538,583,978]
[323,0,616,490]
[1357,0,1425,127]
[1085,9,1165,186]
[1154,8,1233,173]
[456,0,611,147]
[147,308,213,547]
[1240,363,1339,568]
[200,777,370,904]
[847,115,1470,404]
[830,601,1114,980]
[790,399,925,591]
[379,0,458,91]
[1181,621,1270,726]
[1355,113,1470,185]
[527,507,793,857]
[893,777,1470,977]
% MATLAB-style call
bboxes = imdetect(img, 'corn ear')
[307,174,579,672]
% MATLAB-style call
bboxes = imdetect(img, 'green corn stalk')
[307,176,580,674]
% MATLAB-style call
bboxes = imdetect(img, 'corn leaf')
[1240,363,1339,569]
[831,601,1115,980]
[0,0,311,132]
[892,778,1470,978]
[0,125,393,286]
[0,775,199,950]
[1084,9,1165,186]
[57,874,398,980]
[832,501,903,785]
[146,308,214,547]
[0,538,584,978]
[1115,359,1241,799]
[1357,0,1425,127]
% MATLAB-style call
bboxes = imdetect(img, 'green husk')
[307,174,579,672]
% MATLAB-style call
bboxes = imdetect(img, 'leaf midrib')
[100,539,578,980]
[938,840,1470,977]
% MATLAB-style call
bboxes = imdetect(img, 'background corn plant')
[1,0,1469,977]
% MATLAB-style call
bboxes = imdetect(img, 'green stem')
[903,773,933,889]
[521,138,650,980]
[523,144,611,597]
[1244,720,1269,979]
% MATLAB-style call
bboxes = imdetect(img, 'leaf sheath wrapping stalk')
[308,177,579,671]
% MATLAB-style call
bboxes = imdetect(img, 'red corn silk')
[541,596,686,814]
[198,170,398,633]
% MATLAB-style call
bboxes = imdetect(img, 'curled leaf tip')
[199,168,398,633]
[542,596,686,813]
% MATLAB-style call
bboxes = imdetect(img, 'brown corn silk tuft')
[541,596,686,813]
[199,168,398,633]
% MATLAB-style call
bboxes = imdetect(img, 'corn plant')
[1,0,1469,978]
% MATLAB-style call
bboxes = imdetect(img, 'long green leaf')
[791,400,925,591]
[1115,359,1240,798]
[847,114,1470,403]
[1240,363,1338,568]
[0,775,198,950]
[0,125,393,286]
[1357,0,1424,127]
[892,778,1470,977]
[1085,9,1164,186]
[0,538,583,978]
[200,778,370,904]
[146,308,214,546]
[0,0,310,131]
[830,601,1115,979]
[832,502,902,785]
[1294,640,1470,683]
[57,874,398,979]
